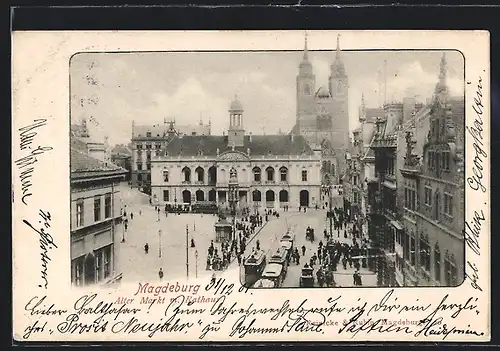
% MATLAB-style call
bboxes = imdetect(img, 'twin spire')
[302,33,341,61]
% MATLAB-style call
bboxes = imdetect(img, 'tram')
[258,263,285,288]
[243,250,267,288]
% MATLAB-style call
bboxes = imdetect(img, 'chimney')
[291,133,295,142]
[249,132,252,142]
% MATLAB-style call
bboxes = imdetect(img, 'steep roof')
[71,148,127,181]
[163,134,314,157]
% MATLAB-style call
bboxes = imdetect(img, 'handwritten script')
[19,280,486,341]
[14,119,53,206]
[23,210,57,289]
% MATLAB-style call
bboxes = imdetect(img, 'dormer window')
[146,132,152,137]
[197,150,203,156]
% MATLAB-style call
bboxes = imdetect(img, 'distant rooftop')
[71,148,127,181]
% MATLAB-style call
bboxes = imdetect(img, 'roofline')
[71,170,127,181]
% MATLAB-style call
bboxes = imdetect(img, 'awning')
[391,220,404,231]
[383,180,397,190]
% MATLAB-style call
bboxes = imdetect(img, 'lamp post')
[159,229,162,258]
[186,224,189,280]
[228,167,239,242]
[195,250,199,278]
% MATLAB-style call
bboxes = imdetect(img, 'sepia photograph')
[12,28,490,343]
[69,34,465,290]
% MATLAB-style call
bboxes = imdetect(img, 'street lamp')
[159,229,162,258]
[228,167,239,242]
[195,250,199,278]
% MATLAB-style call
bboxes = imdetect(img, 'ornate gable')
[217,151,250,162]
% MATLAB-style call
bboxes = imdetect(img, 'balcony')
[182,180,191,185]
[195,181,204,185]
[265,180,276,185]
[252,180,262,185]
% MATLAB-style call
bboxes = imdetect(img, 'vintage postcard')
[12,30,490,342]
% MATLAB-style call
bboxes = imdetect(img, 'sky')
[70,48,464,146]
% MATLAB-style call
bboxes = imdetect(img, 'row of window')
[395,231,458,285]
[161,167,309,183]
[75,194,112,227]
[161,189,293,203]
[428,150,451,172]
[423,186,454,218]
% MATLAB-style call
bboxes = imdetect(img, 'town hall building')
[150,96,322,211]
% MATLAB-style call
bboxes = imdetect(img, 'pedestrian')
[191,238,195,248]
[131,212,134,220]
[144,243,149,254]
[158,268,164,280]
[256,240,260,251]
[124,222,128,231]
[139,209,142,216]
[301,245,306,256]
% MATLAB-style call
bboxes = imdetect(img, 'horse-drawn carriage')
[299,266,314,287]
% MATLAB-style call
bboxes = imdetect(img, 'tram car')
[243,250,267,287]
[255,263,285,288]
[268,248,289,274]
[279,232,295,251]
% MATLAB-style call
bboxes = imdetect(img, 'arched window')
[279,167,288,182]
[266,190,275,202]
[195,167,204,183]
[163,168,169,182]
[196,190,204,201]
[253,167,261,182]
[434,244,441,283]
[252,190,261,202]
[220,169,226,183]
[208,166,217,185]
[279,190,288,203]
[182,167,191,183]
[208,189,216,202]
[266,167,275,182]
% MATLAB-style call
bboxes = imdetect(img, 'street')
[114,183,376,287]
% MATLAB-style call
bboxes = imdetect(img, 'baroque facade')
[150,97,322,211]
[70,146,127,286]
[130,119,211,194]
[290,35,350,185]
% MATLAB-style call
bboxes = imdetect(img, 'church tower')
[328,34,350,151]
[228,95,245,147]
[296,33,316,140]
